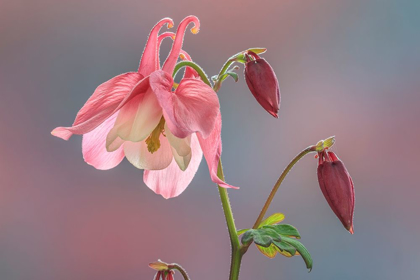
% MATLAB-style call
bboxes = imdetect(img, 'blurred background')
[1,0,419,279]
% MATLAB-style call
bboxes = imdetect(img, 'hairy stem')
[217,160,243,280]
[173,61,212,87]
[252,146,315,229]
[170,264,190,280]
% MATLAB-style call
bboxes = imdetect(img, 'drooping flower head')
[51,16,237,198]
[244,51,280,118]
[317,150,355,233]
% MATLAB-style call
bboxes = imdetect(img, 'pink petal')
[165,123,191,157]
[157,33,195,77]
[162,16,200,74]
[106,88,162,150]
[82,112,124,170]
[150,70,220,139]
[138,18,174,76]
[165,123,192,171]
[157,32,175,68]
[144,134,203,199]
[51,72,142,140]
[197,113,238,189]
[123,134,173,170]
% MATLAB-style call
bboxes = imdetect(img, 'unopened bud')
[244,52,280,118]
[317,151,355,234]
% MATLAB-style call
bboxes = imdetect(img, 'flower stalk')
[252,146,316,229]
[168,263,190,280]
[217,160,243,280]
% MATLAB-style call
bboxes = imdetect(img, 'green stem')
[169,264,190,280]
[173,61,212,87]
[217,160,243,280]
[213,59,236,92]
[252,146,316,229]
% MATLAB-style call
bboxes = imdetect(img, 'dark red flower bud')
[244,52,280,118]
[154,271,163,280]
[166,271,175,280]
[317,151,355,234]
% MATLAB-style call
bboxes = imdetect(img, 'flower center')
[145,117,166,154]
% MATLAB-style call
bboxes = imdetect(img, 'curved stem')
[213,48,267,92]
[252,146,316,229]
[172,61,212,87]
[217,160,243,280]
[170,264,190,280]
[213,59,236,92]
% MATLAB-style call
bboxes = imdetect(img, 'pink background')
[1,0,419,279]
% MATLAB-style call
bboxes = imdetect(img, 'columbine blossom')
[52,16,236,198]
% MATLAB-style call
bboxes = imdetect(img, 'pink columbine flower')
[51,16,237,198]
[317,151,355,233]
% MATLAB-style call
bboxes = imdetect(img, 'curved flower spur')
[51,16,237,198]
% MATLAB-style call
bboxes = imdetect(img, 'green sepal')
[258,213,285,228]
[227,48,267,64]
[247,47,267,55]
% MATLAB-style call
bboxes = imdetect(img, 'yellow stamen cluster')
[145,117,166,154]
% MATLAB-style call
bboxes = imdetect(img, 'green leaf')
[241,228,281,248]
[256,244,278,259]
[258,213,285,228]
[263,224,301,239]
[281,236,313,271]
[237,229,249,236]
[272,240,297,257]
[241,230,255,246]
[242,222,312,271]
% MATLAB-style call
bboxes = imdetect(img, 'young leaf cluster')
[237,213,313,271]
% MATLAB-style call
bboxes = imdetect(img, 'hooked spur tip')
[158,17,174,29]
[191,26,199,34]
[164,18,175,29]
[179,53,187,60]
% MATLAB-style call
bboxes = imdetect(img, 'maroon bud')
[244,52,280,118]
[317,151,355,234]
[154,271,163,280]
[166,271,175,280]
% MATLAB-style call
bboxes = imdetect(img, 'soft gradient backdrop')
[1,0,419,279]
